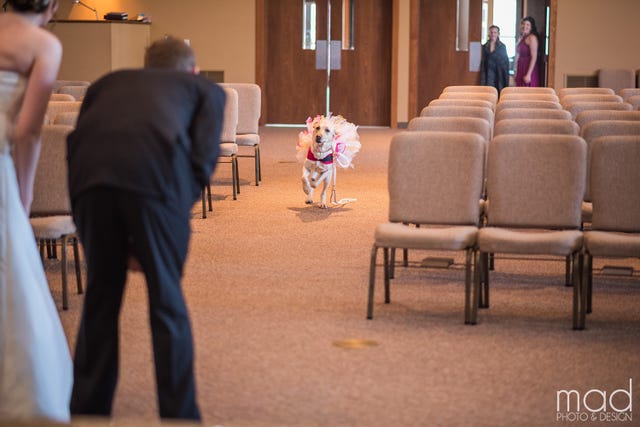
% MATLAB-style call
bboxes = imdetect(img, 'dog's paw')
[305,200,314,205]
[318,203,329,209]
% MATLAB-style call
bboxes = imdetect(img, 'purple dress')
[515,36,539,87]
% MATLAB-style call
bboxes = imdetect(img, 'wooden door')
[260,0,392,125]
[411,0,483,117]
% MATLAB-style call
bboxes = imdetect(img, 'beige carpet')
[39,126,640,426]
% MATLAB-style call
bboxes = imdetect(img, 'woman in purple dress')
[515,16,540,87]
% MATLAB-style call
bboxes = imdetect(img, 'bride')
[0,0,72,423]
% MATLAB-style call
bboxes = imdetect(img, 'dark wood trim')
[548,0,557,88]
[255,0,267,125]
[390,0,399,128]
[408,0,420,120]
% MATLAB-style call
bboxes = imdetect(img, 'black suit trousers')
[70,188,200,420]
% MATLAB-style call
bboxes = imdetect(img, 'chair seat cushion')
[30,215,76,239]
[375,222,477,251]
[584,231,640,257]
[236,134,260,147]
[478,227,583,255]
[219,142,238,156]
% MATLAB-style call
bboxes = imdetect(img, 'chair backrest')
[500,87,556,96]
[428,98,493,111]
[44,101,81,124]
[485,134,586,229]
[626,95,640,110]
[52,80,90,92]
[560,94,623,107]
[558,87,615,99]
[52,111,79,127]
[598,68,636,94]
[420,105,494,129]
[495,108,571,122]
[439,91,498,108]
[220,83,261,134]
[57,85,88,101]
[578,120,640,201]
[617,88,640,101]
[442,85,498,96]
[49,93,75,102]
[590,135,640,232]
[564,101,632,120]
[387,131,485,225]
[495,100,561,116]
[220,87,238,143]
[407,116,491,141]
[31,124,74,215]
[499,93,560,103]
[575,110,640,133]
[493,119,579,137]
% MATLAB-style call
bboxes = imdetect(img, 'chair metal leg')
[254,145,260,186]
[565,255,572,287]
[256,145,262,182]
[587,253,593,314]
[61,236,69,310]
[464,249,477,324]
[389,248,395,279]
[201,188,207,219]
[73,237,83,294]
[232,155,239,200]
[479,252,490,308]
[489,252,494,270]
[572,252,586,330]
[367,245,378,319]
[207,184,213,212]
[469,250,481,324]
[402,248,408,267]
[383,247,391,303]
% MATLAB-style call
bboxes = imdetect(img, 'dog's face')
[311,116,335,154]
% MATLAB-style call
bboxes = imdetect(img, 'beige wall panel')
[53,23,112,81]
[110,24,150,71]
[555,0,640,88]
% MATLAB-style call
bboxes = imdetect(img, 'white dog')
[297,115,361,208]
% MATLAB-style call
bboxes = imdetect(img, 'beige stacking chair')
[501,87,556,96]
[495,100,561,116]
[474,134,587,329]
[407,116,491,142]
[420,106,494,131]
[617,88,640,102]
[580,120,640,224]
[626,95,640,110]
[442,85,498,96]
[583,135,640,323]
[202,87,239,218]
[49,93,75,102]
[564,101,632,120]
[58,85,88,101]
[428,98,493,111]
[493,118,579,137]
[220,83,262,186]
[598,68,636,94]
[367,131,485,323]
[495,108,571,122]
[575,110,640,134]
[52,111,79,127]
[44,101,81,124]
[30,124,83,310]
[560,94,623,108]
[439,91,497,109]
[558,87,614,99]
[52,80,90,93]
[499,93,560,103]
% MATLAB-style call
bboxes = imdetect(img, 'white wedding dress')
[0,71,72,423]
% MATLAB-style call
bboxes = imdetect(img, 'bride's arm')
[12,31,61,214]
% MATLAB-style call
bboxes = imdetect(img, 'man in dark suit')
[67,37,225,420]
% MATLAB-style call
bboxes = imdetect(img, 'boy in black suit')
[68,37,225,420]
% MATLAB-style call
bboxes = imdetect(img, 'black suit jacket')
[67,69,225,211]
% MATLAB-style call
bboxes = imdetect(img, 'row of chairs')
[368,85,639,329]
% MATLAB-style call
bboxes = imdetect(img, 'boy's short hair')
[144,37,196,72]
